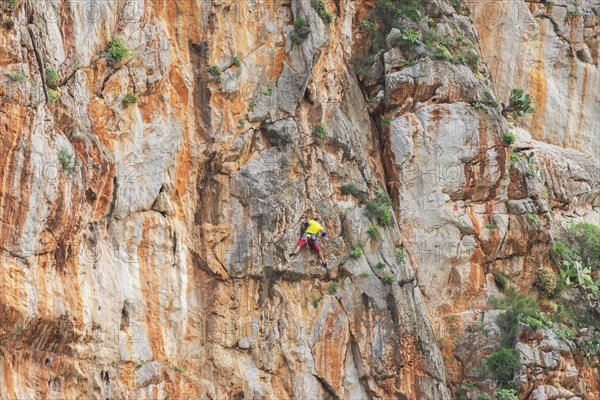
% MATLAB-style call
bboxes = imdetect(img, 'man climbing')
[289,219,327,267]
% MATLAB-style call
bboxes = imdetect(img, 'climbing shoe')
[322,262,327,268]
[289,252,297,258]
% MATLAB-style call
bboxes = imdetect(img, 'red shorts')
[298,235,321,253]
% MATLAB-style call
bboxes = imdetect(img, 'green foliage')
[233,56,242,68]
[456,48,479,71]
[48,89,60,105]
[328,282,338,294]
[567,8,579,18]
[509,148,519,164]
[496,287,542,347]
[455,386,468,400]
[396,247,406,264]
[553,326,576,341]
[45,68,59,89]
[502,88,534,121]
[382,274,395,284]
[521,315,548,330]
[365,191,393,226]
[10,0,18,9]
[174,367,184,373]
[493,272,509,291]
[545,2,554,10]
[360,19,375,31]
[263,85,273,96]
[314,123,327,140]
[248,100,256,112]
[340,182,358,196]
[123,92,138,106]
[359,272,369,278]
[380,116,391,125]
[525,211,538,226]
[6,72,26,82]
[472,102,486,110]
[294,19,308,29]
[371,0,423,34]
[476,396,491,400]
[568,222,600,268]
[313,296,323,308]
[136,362,144,369]
[290,32,304,45]
[399,28,420,45]
[311,0,333,24]
[433,46,452,61]
[495,388,518,400]
[504,133,516,146]
[559,260,599,294]
[367,225,381,240]
[350,246,363,260]
[58,148,73,173]
[536,267,557,297]
[485,223,496,233]
[375,261,386,270]
[207,65,223,83]
[486,348,519,383]
[106,38,132,62]
[238,119,245,128]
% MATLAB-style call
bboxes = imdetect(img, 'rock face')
[0,0,598,400]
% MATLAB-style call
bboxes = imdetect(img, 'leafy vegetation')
[350,246,363,259]
[536,267,557,297]
[6,71,26,82]
[502,88,534,122]
[365,190,393,226]
[359,272,369,278]
[106,38,132,62]
[509,148,519,164]
[340,182,358,196]
[263,85,273,96]
[472,102,486,110]
[58,148,73,173]
[496,287,543,347]
[375,261,386,270]
[495,388,518,400]
[395,247,406,264]
[382,275,395,284]
[311,0,333,24]
[123,92,138,106]
[48,89,60,105]
[493,272,509,291]
[380,116,391,125]
[45,68,59,89]
[233,56,242,68]
[313,296,323,308]
[525,211,538,227]
[367,225,381,240]
[504,133,516,146]
[248,100,256,112]
[329,282,338,294]
[207,65,223,83]
[314,123,327,140]
[238,119,245,128]
[486,348,520,383]
[567,8,579,18]
[173,367,185,374]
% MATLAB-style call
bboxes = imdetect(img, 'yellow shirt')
[305,220,324,235]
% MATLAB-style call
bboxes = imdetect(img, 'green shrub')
[48,89,60,105]
[367,225,381,240]
[350,246,363,259]
[106,38,132,62]
[294,19,308,29]
[496,287,542,347]
[525,211,538,226]
[58,148,72,172]
[233,56,242,68]
[238,119,245,128]
[472,102,486,110]
[314,123,327,140]
[6,72,26,82]
[329,282,338,294]
[359,272,369,278]
[567,8,579,18]
[504,133,516,146]
[502,88,534,120]
[45,68,59,88]
[397,28,420,45]
[545,2,553,10]
[536,267,557,297]
[455,387,467,400]
[207,65,223,83]
[396,247,406,264]
[486,348,519,383]
[311,0,333,23]
[553,326,576,341]
[365,195,393,226]
[340,182,358,196]
[380,116,391,125]
[123,92,138,106]
[290,32,304,45]
[382,275,395,284]
[509,148,519,164]
[313,296,322,308]
[248,100,256,112]
[174,367,184,373]
[568,222,600,268]
[263,85,273,96]
[434,46,452,61]
[493,272,509,291]
[496,388,518,400]
[375,261,386,270]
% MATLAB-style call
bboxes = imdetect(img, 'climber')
[289,219,327,267]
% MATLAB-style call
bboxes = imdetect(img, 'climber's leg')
[289,236,307,257]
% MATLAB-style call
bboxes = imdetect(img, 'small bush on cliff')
[107,38,132,62]
[382,274,395,284]
[493,272,509,291]
[496,287,542,347]
[502,88,534,121]
[233,56,242,68]
[48,89,60,105]
[58,148,73,173]
[350,246,363,259]
[123,92,138,106]
[568,222,600,268]
[486,348,519,383]
[376,261,386,270]
[367,225,381,240]
[365,191,393,226]
[340,182,358,196]
[536,267,557,297]
[311,0,333,24]
[45,68,59,89]
[314,123,327,140]
[495,388,518,400]
[207,65,223,83]
[504,133,516,146]
[6,71,26,82]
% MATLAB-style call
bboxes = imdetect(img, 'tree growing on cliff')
[501,89,534,122]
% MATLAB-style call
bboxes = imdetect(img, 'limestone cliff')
[0,0,598,399]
